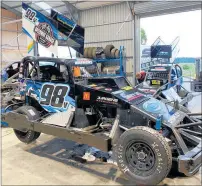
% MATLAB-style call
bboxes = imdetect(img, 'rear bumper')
[178,142,202,176]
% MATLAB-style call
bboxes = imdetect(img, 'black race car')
[2,56,202,185]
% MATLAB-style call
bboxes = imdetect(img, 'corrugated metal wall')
[79,2,134,82]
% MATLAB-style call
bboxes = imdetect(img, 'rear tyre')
[84,47,89,58]
[104,45,114,58]
[14,106,41,144]
[110,48,117,58]
[87,47,93,59]
[115,49,120,58]
[92,47,97,59]
[116,126,172,185]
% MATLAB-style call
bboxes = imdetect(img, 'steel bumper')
[178,142,202,176]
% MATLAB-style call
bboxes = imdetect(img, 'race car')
[136,64,194,109]
[1,61,22,126]
[2,56,202,185]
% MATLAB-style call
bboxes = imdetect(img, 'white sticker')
[75,58,93,65]
[28,109,36,116]
[112,90,124,95]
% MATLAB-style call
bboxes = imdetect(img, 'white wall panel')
[84,21,132,43]
[80,2,131,27]
[80,2,133,74]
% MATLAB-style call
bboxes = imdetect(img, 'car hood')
[111,87,178,123]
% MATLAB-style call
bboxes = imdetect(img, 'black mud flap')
[178,142,202,176]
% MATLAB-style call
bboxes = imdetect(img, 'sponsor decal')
[24,8,38,24]
[22,3,58,55]
[93,86,104,90]
[83,92,90,101]
[57,14,75,28]
[151,68,167,71]
[121,86,133,91]
[138,88,156,94]
[112,90,124,95]
[75,58,93,65]
[34,22,55,48]
[105,88,112,91]
[27,40,34,53]
[120,92,144,102]
[128,94,144,101]
[96,96,118,105]
[89,84,97,87]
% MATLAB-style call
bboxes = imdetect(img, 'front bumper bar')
[178,142,202,176]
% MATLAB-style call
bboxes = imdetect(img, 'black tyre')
[104,45,114,58]
[115,49,120,58]
[92,47,97,59]
[87,47,93,59]
[110,48,117,58]
[14,106,41,144]
[116,126,172,185]
[84,47,89,58]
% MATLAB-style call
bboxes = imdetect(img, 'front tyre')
[116,126,172,185]
[14,106,41,144]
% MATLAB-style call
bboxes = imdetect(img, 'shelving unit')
[92,46,126,77]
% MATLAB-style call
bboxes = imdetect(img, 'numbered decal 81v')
[40,84,69,108]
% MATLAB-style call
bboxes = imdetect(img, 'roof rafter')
[1,2,22,17]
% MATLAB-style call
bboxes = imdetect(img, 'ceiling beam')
[3,2,32,9]
[1,2,22,17]
[62,1,79,22]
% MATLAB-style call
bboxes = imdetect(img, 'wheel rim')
[15,129,29,138]
[126,141,155,172]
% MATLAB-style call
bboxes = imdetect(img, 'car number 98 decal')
[40,83,69,108]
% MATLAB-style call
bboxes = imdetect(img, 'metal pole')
[33,42,38,56]
[132,14,141,86]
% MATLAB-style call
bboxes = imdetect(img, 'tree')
[141,28,147,45]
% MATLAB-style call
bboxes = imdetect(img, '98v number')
[40,84,69,108]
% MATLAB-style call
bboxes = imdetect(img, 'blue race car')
[2,56,202,185]
[136,64,193,110]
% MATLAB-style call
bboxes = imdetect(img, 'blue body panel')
[25,80,75,113]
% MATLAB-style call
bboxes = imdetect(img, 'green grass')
[178,63,196,78]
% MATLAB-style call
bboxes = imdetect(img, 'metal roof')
[1,1,119,17]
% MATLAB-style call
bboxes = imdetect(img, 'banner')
[151,45,172,59]
[51,9,85,55]
[22,3,58,56]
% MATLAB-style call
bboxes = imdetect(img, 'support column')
[33,42,38,56]
[132,14,141,86]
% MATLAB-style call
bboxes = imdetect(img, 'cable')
[16,15,24,58]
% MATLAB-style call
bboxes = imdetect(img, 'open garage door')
[134,1,201,18]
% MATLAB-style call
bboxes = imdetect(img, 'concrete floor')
[1,80,202,185]
[1,128,201,185]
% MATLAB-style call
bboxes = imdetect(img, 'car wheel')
[87,47,94,59]
[104,45,114,58]
[84,47,89,58]
[116,126,172,185]
[14,106,41,144]
[110,48,117,58]
[115,49,120,58]
[92,47,97,59]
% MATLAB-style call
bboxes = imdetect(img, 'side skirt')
[2,112,112,152]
